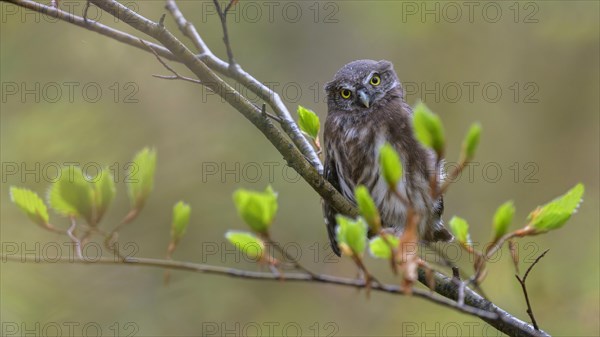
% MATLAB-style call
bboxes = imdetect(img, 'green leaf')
[92,168,116,223]
[462,123,481,159]
[527,183,584,232]
[355,185,381,232]
[297,106,320,139]
[413,102,445,156]
[232,186,278,234]
[449,216,470,246]
[171,201,191,243]
[335,215,368,256]
[48,167,94,224]
[379,143,403,187]
[127,147,157,210]
[493,201,515,239]
[10,187,50,227]
[225,230,264,260]
[369,235,399,259]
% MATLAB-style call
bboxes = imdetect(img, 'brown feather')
[322,60,452,256]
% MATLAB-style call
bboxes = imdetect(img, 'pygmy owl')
[322,59,453,256]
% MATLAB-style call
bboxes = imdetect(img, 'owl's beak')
[357,89,371,108]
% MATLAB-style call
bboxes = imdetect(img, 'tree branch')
[3,0,338,210]
[84,0,354,217]
[141,39,204,85]
[0,253,497,320]
[164,0,323,174]
[4,0,178,61]
[418,269,549,337]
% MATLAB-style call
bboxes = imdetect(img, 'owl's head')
[325,59,402,113]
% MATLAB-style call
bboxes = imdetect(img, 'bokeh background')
[1,1,598,336]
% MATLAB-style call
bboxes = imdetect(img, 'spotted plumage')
[322,60,452,256]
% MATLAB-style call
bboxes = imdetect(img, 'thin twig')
[259,103,282,123]
[212,0,237,68]
[465,275,489,300]
[515,249,549,330]
[4,0,178,61]
[423,242,489,299]
[0,253,496,320]
[379,232,398,275]
[351,253,382,296]
[66,217,83,259]
[522,249,549,282]
[141,39,204,85]
[104,208,140,259]
[265,237,316,278]
[485,227,536,260]
[83,0,91,22]
[224,0,238,14]
[267,264,281,278]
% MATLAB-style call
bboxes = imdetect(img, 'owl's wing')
[322,154,342,256]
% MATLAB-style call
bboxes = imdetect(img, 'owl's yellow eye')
[340,89,352,99]
[370,74,381,86]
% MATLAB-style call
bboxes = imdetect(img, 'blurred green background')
[1,1,598,336]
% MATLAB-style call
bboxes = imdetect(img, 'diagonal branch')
[84,0,353,217]
[4,0,177,61]
[165,0,323,174]
[2,0,332,208]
